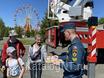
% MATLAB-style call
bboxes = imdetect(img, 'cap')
[6,47,16,54]
[61,23,76,32]
[9,30,18,36]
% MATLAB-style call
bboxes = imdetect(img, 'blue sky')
[0,0,104,27]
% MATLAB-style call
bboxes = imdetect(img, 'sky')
[0,0,104,27]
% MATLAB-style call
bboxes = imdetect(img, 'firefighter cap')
[61,23,76,32]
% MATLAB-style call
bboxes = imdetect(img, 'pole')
[88,63,95,78]
[87,17,98,78]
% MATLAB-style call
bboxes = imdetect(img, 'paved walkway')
[0,45,104,78]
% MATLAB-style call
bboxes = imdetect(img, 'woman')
[29,34,47,78]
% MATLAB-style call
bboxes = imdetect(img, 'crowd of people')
[0,23,86,78]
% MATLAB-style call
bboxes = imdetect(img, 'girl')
[29,34,47,78]
[6,47,25,78]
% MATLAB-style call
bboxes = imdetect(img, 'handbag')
[30,47,41,61]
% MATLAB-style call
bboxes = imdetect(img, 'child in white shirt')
[6,47,25,78]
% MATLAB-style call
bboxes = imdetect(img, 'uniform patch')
[72,58,77,62]
[72,52,77,57]
[72,46,78,57]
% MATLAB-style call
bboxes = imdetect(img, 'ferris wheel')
[13,4,40,32]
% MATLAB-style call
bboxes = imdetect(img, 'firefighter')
[52,23,86,78]
[1,30,25,78]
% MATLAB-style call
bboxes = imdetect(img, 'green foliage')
[4,26,10,37]
[15,26,23,38]
[25,31,31,37]
[0,18,5,38]
[40,12,59,36]
[30,29,35,37]
[99,18,104,24]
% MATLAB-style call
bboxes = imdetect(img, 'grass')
[0,37,35,48]
[18,38,34,45]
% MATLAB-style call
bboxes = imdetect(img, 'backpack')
[7,59,21,77]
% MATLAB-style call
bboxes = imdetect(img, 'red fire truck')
[46,0,103,77]
[46,0,104,63]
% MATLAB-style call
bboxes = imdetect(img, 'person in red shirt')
[1,30,25,78]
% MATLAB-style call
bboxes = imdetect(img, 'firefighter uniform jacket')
[59,37,86,78]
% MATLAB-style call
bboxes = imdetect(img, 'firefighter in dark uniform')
[52,23,86,78]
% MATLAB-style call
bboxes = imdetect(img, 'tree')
[40,12,59,36]
[25,31,31,37]
[4,26,10,37]
[14,26,23,38]
[0,18,5,38]
[99,18,104,24]
[30,29,35,37]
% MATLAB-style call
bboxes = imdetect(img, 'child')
[29,34,47,78]
[6,47,25,78]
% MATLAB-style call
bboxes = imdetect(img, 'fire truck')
[45,0,104,63]
[45,0,104,78]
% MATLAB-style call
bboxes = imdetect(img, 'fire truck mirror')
[88,17,98,27]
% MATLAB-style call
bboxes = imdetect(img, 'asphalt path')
[0,44,104,78]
